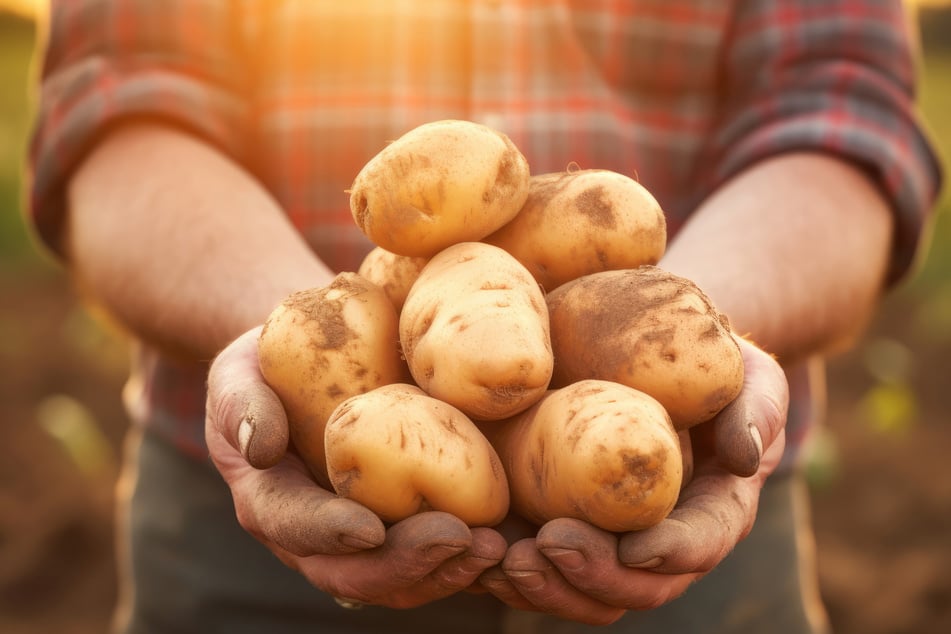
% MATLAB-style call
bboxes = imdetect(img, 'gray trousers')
[114,428,829,634]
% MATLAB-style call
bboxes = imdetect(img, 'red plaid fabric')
[29,0,941,463]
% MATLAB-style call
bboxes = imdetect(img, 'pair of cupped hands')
[205,326,788,626]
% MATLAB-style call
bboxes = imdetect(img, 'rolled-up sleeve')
[705,0,943,284]
[28,0,255,257]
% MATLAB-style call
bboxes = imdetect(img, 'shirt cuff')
[708,80,943,285]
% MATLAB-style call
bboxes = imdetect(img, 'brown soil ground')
[1,268,949,634]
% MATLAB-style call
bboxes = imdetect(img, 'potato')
[349,120,531,257]
[325,384,510,526]
[547,266,744,430]
[485,169,666,291]
[678,430,694,491]
[258,273,408,483]
[357,246,429,313]
[400,241,553,421]
[482,380,682,532]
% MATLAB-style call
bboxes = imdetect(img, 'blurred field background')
[1,3,949,634]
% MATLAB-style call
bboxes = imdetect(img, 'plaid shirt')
[29,1,941,466]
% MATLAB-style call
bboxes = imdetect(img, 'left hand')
[206,327,508,609]
[477,336,788,624]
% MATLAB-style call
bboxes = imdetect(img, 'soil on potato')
[2,267,950,634]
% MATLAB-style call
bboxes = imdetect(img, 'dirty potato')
[485,169,666,291]
[349,120,531,257]
[482,380,682,532]
[325,383,510,526]
[547,266,744,430]
[258,273,408,483]
[357,246,429,313]
[400,241,553,421]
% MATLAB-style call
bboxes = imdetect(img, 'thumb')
[712,335,789,477]
[206,326,288,469]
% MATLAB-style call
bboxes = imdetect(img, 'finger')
[266,526,502,606]
[206,326,288,469]
[422,527,508,596]
[306,512,477,608]
[500,538,626,625]
[617,432,784,575]
[536,518,697,611]
[477,558,538,611]
[472,513,540,600]
[225,449,386,556]
[713,336,789,477]
[374,512,472,586]
[477,572,535,610]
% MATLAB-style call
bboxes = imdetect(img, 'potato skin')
[485,169,667,291]
[483,380,682,532]
[325,384,510,526]
[349,120,531,257]
[357,246,429,313]
[400,242,553,421]
[547,266,744,430]
[257,273,408,484]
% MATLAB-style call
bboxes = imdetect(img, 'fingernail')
[477,570,508,591]
[238,417,253,457]
[459,555,498,575]
[749,424,763,459]
[339,534,382,550]
[464,554,499,566]
[426,544,467,560]
[507,570,545,590]
[629,556,664,569]
[541,548,585,571]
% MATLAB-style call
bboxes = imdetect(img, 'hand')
[478,336,789,624]
[205,327,507,608]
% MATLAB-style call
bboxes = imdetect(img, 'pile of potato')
[258,120,744,532]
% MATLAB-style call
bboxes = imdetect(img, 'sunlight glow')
[0,0,46,19]
[2,0,950,21]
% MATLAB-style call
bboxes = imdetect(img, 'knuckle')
[428,568,473,594]
[233,500,265,541]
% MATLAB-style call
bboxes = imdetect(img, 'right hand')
[477,336,789,624]
[205,327,507,608]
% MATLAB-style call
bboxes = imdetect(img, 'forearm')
[661,152,895,364]
[66,121,334,360]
